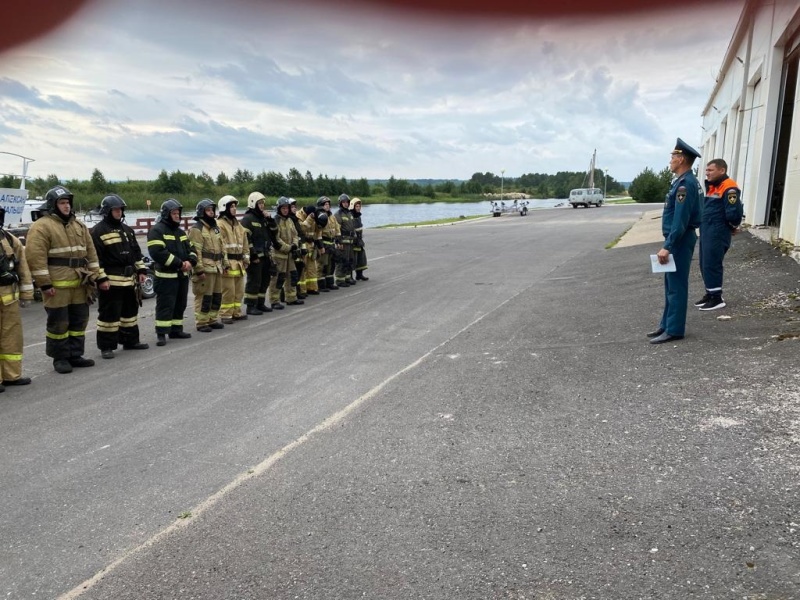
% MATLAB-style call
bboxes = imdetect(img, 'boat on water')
[569,149,604,209]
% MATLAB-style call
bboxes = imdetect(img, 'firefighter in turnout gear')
[334,193,356,286]
[25,185,108,374]
[217,195,249,323]
[296,204,323,295]
[241,192,274,315]
[0,207,34,390]
[268,196,302,308]
[350,197,369,281]
[188,199,226,332]
[317,196,340,291]
[147,199,197,346]
[288,199,308,299]
[91,194,149,359]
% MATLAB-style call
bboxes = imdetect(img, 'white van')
[569,187,604,208]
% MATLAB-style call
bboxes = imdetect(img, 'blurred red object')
[0,0,726,55]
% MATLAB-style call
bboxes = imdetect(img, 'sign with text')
[0,188,29,225]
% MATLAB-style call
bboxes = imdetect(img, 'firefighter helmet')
[316,196,331,208]
[44,185,74,213]
[195,198,216,220]
[247,192,266,210]
[218,195,238,214]
[338,193,350,205]
[159,198,183,222]
[100,194,127,216]
[315,211,328,228]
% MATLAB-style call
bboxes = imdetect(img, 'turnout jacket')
[240,209,274,261]
[0,230,34,304]
[25,212,104,291]
[217,215,249,276]
[351,209,364,247]
[189,218,226,274]
[296,209,322,249]
[146,218,197,278]
[335,207,355,241]
[271,214,299,259]
[91,216,146,288]
[703,176,743,230]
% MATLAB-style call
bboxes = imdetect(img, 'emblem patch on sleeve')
[727,189,739,204]
[677,186,686,203]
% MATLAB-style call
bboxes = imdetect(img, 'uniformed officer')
[334,193,356,287]
[26,185,108,373]
[316,196,338,291]
[91,194,149,358]
[648,138,703,345]
[0,207,34,390]
[188,199,226,332]
[695,158,744,311]
[217,195,249,323]
[350,197,369,281]
[147,199,197,346]
[268,196,302,308]
[241,192,274,315]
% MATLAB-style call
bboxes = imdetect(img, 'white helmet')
[247,191,266,210]
[218,195,238,213]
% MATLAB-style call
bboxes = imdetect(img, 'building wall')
[701,1,800,244]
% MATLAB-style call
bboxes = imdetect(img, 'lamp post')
[0,151,35,190]
[603,168,608,200]
[501,169,505,203]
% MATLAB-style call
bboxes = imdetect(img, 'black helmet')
[338,193,350,204]
[160,198,182,222]
[316,196,331,208]
[315,212,328,228]
[277,196,291,207]
[100,194,127,216]
[195,198,215,220]
[44,185,74,213]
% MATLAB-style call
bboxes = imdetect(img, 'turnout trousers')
[268,255,297,304]
[659,229,696,337]
[304,252,319,292]
[353,245,367,275]
[699,223,732,294]
[0,300,24,381]
[96,285,142,351]
[192,272,222,327]
[154,275,189,335]
[244,259,270,308]
[44,286,90,360]
[220,273,244,319]
[334,242,354,284]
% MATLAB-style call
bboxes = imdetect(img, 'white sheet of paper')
[650,254,676,273]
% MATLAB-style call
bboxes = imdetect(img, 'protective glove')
[290,243,298,252]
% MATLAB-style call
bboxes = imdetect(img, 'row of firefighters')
[0,187,368,389]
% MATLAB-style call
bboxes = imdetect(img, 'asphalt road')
[2,204,798,599]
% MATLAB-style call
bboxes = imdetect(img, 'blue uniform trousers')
[699,223,731,293]
[660,229,696,337]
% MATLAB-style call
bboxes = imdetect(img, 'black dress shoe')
[646,328,665,338]
[3,377,31,386]
[649,332,684,345]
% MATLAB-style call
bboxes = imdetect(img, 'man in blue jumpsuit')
[648,138,702,344]
[695,158,744,311]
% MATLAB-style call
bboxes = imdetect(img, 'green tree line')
[0,165,633,211]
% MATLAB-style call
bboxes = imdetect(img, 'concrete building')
[701,0,800,248]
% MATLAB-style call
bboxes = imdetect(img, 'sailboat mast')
[588,149,596,189]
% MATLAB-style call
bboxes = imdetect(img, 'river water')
[114,198,567,230]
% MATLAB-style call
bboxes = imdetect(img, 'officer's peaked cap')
[673,138,700,161]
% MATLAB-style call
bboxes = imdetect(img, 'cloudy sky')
[0,0,743,185]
